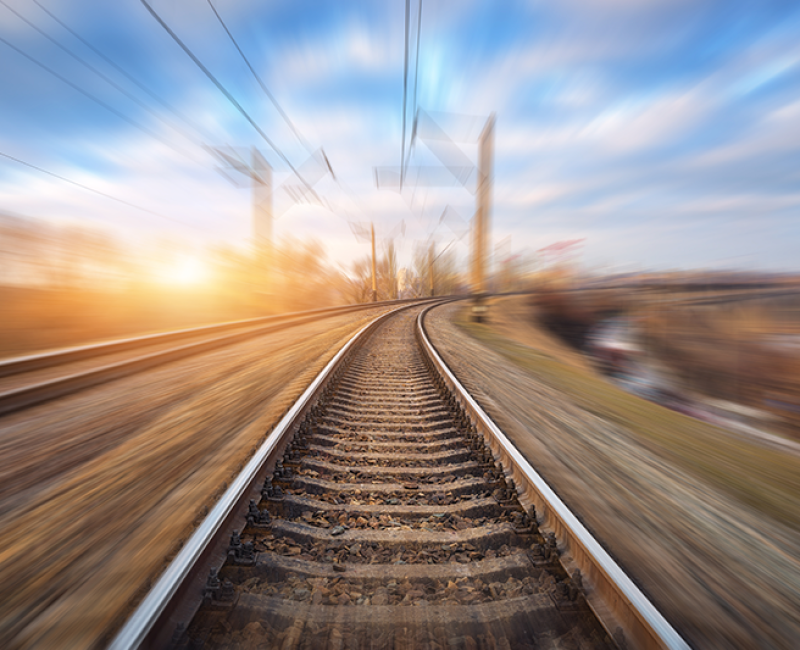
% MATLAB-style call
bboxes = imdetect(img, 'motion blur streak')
[0,1,798,269]
[1,1,800,649]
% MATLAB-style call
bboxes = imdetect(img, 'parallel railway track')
[111,302,689,650]
[0,300,425,417]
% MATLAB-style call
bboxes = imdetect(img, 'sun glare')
[160,256,209,286]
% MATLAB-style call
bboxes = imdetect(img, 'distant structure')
[251,148,273,294]
[374,110,496,311]
[397,267,414,299]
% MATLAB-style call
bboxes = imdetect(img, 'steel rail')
[0,298,430,378]
[0,299,433,417]
[108,301,428,650]
[416,304,691,650]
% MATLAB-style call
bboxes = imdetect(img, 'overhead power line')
[30,0,212,143]
[205,0,311,152]
[0,0,200,154]
[410,0,423,158]
[0,151,203,230]
[400,0,411,191]
[401,0,424,189]
[139,0,320,202]
[202,2,375,234]
[0,34,193,160]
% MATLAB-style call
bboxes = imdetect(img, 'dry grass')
[425,297,800,648]
[458,297,800,531]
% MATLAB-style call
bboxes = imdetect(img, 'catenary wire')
[400,0,410,191]
[401,0,423,186]
[139,0,320,203]
[0,0,204,155]
[0,34,194,161]
[410,0,423,158]
[205,0,311,153]
[0,151,204,230]
[30,0,213,143]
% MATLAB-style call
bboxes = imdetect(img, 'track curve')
[170,307,612,649]
[112,302,690,650]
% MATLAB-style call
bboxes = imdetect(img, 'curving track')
[112,303,688,650]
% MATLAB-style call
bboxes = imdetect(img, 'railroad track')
[0,299,424,417]
[111,303,689,650]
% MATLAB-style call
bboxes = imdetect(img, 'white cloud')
[579,89,710,153]
[276,20,402,85]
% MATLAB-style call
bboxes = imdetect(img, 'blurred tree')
[412,240,465,297]
[412,242,430,297]
[0,214,50,286]
[341,256,374,304]
[272,237,340,312]
[378,239,398,300]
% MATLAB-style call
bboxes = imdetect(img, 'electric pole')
[471,114,494,320]
[370,223,378,302]
[428,241,435,296]
[252,147,273,297]
[473,114,494,296]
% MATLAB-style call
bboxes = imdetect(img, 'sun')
[160,255,209,286]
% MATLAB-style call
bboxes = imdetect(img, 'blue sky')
[1,0,800,273]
